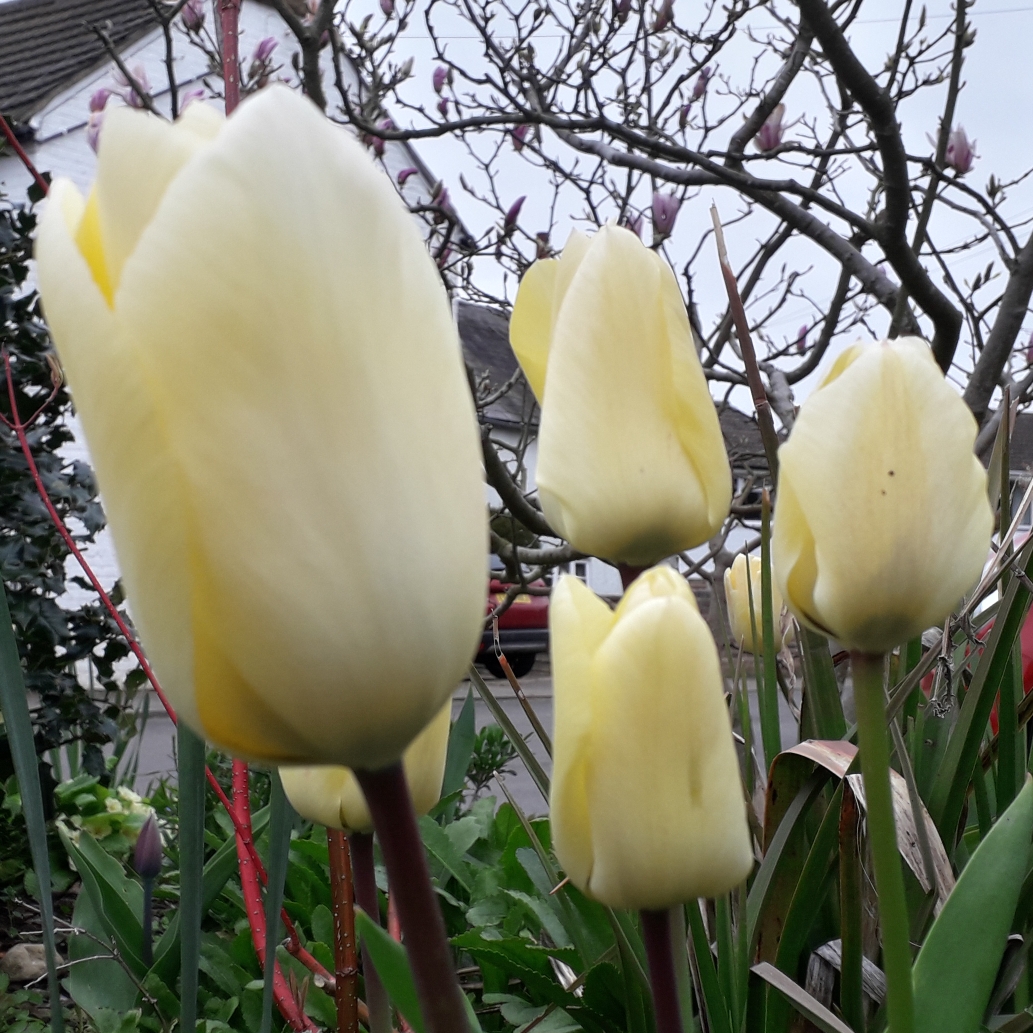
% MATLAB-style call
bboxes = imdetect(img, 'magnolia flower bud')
[614,0,632,22]
[181,0,205,33]
[280,701,451,833]
[397,166,419,185]
[691,65,713,102]
[652,0,673,31]
[510,225,731,565]
[251,35,277,66]
[114,65,151,109]
[678,104,691,129]
[35,88,486,768]
[181,87,207,109]
[503,195,525,234]
[724,553,790,655]
[433,66,449,94]
[796,324,808,354]
[624,212,643,238]
[85,111,104,153]
[89,89,110,113]
[550,569,753,909]
[651,191,680,240]
[773,337,993,654]
[535,231,551,258]
[436,97,449,118]
[380,0,394,15]
[512,124,531,151]
[133,815,163,879]
[754,103,785,152]
[945,126,975,175]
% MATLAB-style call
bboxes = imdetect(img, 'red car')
[476,572,549,679]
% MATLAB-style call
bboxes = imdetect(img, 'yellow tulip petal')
[615,564,697,620]
[510,257,558,403]
[280,766,354,830]
[94,105,219,293]
[35,179,202,734]
[549,576,615,893]
[725,553,787,654]
[586,594,753,908]
[405,701,453,817]
[116,86,485,767]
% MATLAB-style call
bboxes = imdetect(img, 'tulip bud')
[651,190,680,240]
[754,103,785,152]
[510,225,731,565]
[89,89,111,113]
[945,125,975,175]
[181,0,205,33]
[35,88,487,768]
[691,65,713,102]
[724,553,789,654]
[133,814,163,879]
[433,66,449,94]
[773,337,993,654]
[503,195,525,235]
[397,166,419,186]
[280,701,451,832]
[550,569,753,909]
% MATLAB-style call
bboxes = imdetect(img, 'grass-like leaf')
[177,722,206,1032]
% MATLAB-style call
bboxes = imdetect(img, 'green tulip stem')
[851,650,914,1033]
[641,909,685,1033]
[349,831,392,1033]
[355,762,471,1033]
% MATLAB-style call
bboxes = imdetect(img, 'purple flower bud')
[368,117,395,157]
[754,103,785,153]
[437,97,449,118]
[796,324,808,354]
[625,212,644,238]
[945,125,975,175]
[86,111,104,153]
[512,124,531,151]
[397,167,419,186]
[182,0,205,33]
[678,104,691,130]
[614,0,632,24]
[113,64,150,108]
[133,815,163,880]
[433,66,449,94]
[380,0,394,15]
[651,191,680,239]
[504,195,526,234]
[181,87,207,108]
[89,88,110,113]
[252,36,278,65]
[652,0,674,31]
[691,66,713,102]
[432,183,450,211]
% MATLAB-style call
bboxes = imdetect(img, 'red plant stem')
[356,763,470,1033]
[233,762,317,1032]
[328,829,360,1033]
[641,909,684,1033]
[617,564,647,590]
[350,832,392,1033]
[0,112,49,197]
[219,0,243,113]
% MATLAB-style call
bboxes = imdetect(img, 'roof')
[718,406,772,478]
[0,0,158,125]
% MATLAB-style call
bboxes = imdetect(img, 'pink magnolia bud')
[380,0,394,15]
[182,0,205,33]
[625,212,644,238]
[133,815,163,880]
[754,103,785,152]
[432,182,451,211]
[89,88,110,113]
[181,87,207,108]
[796,324,808,354]
[614,0,632,23]
[945,126,975,175]
[652,0,674,31]
[114,64,151,108]
[437,97,449,118]
[691,66,713,102]
[504,195,526,234]
[512,124,531,151]
[433,66,449,94]
[86,111,104,153]
[651,191,680,239]
[678,104,691,130]
[397,167,419,186]
[252,36,278,65]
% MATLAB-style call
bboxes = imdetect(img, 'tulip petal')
[405,701,452,817]
[116,86,485,768]
[510,257,558,403]
[586,595,753,908]
[35,180,202,734]
[94,105,222,293]
[280,766,354,830]
[549,576,615,894]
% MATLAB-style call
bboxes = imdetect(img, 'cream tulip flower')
[280,701,452,832]
[773,337,993,654]
[550,568,753,910]
[724,553,790,654]
[510,225,732,566]
[34,86,487,769]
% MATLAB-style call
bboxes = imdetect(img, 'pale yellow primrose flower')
[724,553,790,655]
[773,337,993,654]
[510,225,732,567]
[279,701,451,833]
[35,86,487,769]
[549,568,753,910]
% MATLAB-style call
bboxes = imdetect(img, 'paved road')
[126,657,800,817]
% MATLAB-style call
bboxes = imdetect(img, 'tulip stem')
[349,832,392,1033]
[851,651,914,1033]
[641,909,685,1033]
[355,763,471,1033]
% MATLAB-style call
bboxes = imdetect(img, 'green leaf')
[443,689,477,797]
[310,903,334,948]
[261,772,293,1033]
[178,722,207,1033]
[798,629,846,739]
[356,907,426,1033]
[688,901,733,1033]
[419,814,475,891]
[913,776,1033,1033]
[0,582,65,1033]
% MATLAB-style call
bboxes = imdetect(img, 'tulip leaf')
[177,722,206,1033]
[443,689,477,798]
[687,901,733,1033]
[912,776,1033,1033]
[751,963,853,1033]
[356,908,426,1032]
[758,494,781,769]
[261,772,293,1033]
[798,628,845,740]
[0,581,66,1033]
